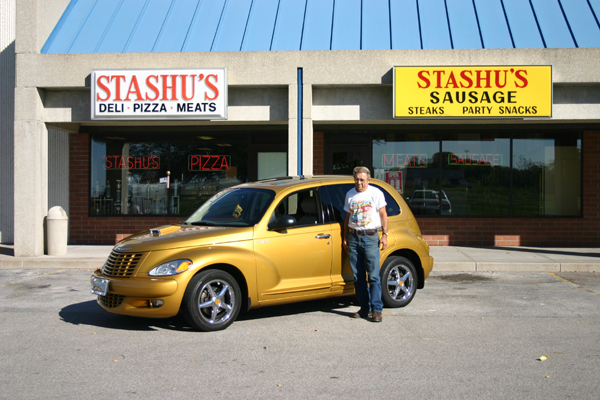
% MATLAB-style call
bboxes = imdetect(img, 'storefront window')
[91,139,171,216]
[168,142,246,216]
[513,133,581,216]
[442,133,510,216]
[372,133,440,216]
[89,131,277,216]
[352,129,581,218]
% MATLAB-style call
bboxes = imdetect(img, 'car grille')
[102,251,145,277]
[98,293,125,308]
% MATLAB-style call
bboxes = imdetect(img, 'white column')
[13,0,51,256]
[14,115,48,256]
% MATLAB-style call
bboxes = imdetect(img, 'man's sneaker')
[351,308,371,319]
[370,311,382,322]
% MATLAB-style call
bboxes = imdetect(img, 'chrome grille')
[98,293,124,308]
[101,251,144,277]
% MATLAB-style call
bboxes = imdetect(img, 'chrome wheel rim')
[197,279,236,325]
[386,264,414,302]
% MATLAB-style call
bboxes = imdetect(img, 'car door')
[320,184,355,292]
[254,188,333,304]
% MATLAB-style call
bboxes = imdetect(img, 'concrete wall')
[1,0,15,244]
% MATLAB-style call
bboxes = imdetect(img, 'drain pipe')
[297,68,303,176]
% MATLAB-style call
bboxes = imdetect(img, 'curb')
[434,262,598,273]
[0,259,104,270]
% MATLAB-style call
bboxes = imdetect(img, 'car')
[407,189,452,215]
[91,175,434,331]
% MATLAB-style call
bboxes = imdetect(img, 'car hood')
[114,224,253,252]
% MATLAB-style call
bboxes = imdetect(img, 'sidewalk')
[0,245,113,270]
[0,244,599,272]
[432,246,600,272]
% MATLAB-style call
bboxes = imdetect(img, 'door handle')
[316,234,331,239]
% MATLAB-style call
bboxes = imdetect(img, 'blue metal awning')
[42,0,600,54]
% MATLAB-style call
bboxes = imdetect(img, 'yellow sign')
[393,66,552,118]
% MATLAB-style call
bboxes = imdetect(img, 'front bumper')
[91,270,184,318]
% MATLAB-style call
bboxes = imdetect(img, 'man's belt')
[349,228,378,236]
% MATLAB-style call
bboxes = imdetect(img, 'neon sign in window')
[105,156,160,169]
[448,154,503,166]
[188,155,231,171]
[382,154,428,168]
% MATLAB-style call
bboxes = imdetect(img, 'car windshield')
[184,187,275,227]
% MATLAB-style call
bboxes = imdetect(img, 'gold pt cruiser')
[91,176,433,331]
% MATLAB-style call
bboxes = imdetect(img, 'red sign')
[448,154,503,166]
[189,155,230,171]
[386,171,403,193]
[105,156,160,169]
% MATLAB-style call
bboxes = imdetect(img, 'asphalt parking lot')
[1,269,599,399]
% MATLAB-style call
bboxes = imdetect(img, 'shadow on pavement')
[59,301,194,332]
[59,296,359,332]
[237,296,357,322]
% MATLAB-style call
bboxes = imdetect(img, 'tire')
[380,256,418,308]
[182,269,241,332]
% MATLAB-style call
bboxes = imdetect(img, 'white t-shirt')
[344,185,387,230]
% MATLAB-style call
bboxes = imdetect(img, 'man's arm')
[378,206,388,250]
[342,212,350,252]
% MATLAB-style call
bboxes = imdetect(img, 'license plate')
[91,276,109,297]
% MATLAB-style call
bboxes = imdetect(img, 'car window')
[321,184,353,223]
[370,184,401,217]
[270,188,324,227]
[321,183,401,223]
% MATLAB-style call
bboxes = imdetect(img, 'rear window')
[372,184,401,217]
[321,183,401,223]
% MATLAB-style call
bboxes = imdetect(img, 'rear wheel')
[381,256,418,308]
[182,269,241,331]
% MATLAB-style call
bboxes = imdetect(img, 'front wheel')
[380,256,418,308]
[182,269,241,331]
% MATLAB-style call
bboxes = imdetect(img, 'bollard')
[47,206,68,256]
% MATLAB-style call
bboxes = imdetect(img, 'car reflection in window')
[406,190,452,216]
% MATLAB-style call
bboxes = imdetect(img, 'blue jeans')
[347,232,383,313]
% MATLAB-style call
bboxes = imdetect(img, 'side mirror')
[268,215,297,231]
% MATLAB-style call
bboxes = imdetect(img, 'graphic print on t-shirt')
[350,199,373,227]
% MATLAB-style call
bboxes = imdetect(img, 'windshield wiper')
[190,221,216,226]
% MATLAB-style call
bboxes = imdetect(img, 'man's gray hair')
[353,166,371,179]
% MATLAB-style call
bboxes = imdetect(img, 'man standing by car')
[343,166,388,323]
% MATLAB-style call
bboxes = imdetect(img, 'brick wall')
[313,131,324,174]
[69,134,180,244]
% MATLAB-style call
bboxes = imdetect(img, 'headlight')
[148,259,193,276]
